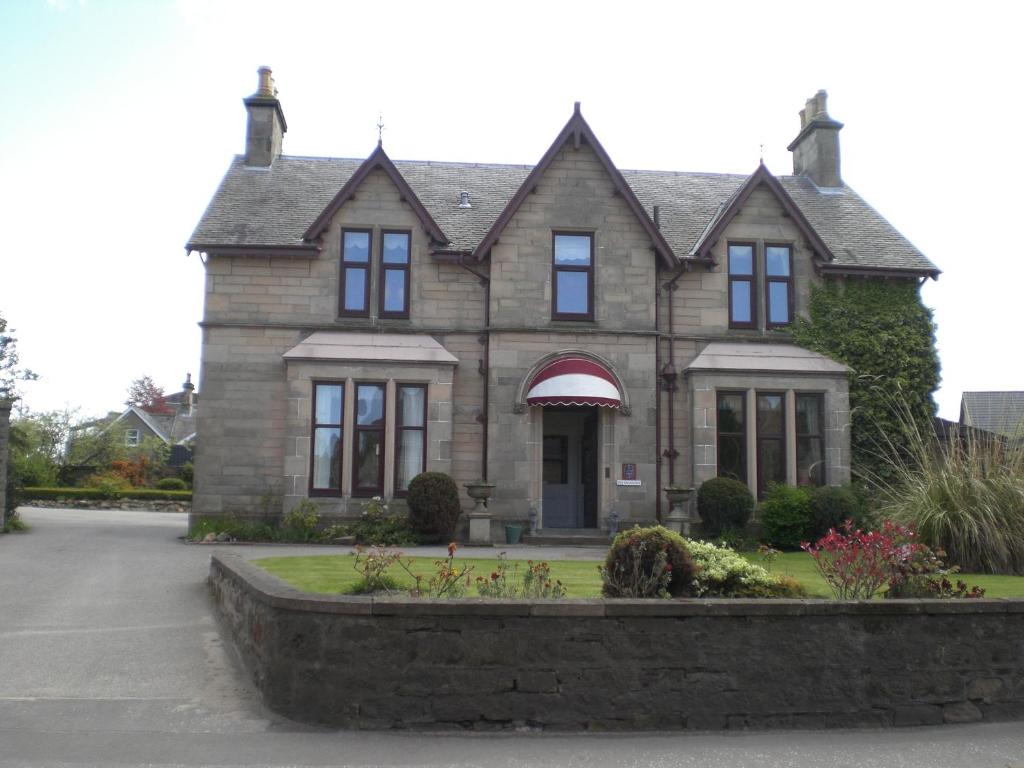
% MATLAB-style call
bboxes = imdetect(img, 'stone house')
[186,68,939,539]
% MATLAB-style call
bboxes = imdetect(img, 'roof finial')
[376,112,385,147]
[573,101,581,115]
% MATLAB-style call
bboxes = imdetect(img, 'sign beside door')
[617,463,641,486]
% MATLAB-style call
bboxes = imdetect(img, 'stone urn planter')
[663,486,695,536]
[464,481,496,545]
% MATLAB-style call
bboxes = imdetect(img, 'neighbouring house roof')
[282,332,459,366]
[187,134,938,277]
[960,391,1024,438]
[685,342,850,375]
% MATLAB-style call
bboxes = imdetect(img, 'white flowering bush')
[687,540,804,598]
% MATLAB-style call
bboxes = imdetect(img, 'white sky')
[1,0,1021,420]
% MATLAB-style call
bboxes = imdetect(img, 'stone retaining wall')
[210,553,1024,731]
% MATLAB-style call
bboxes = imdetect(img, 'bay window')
[796,393,825,486]
[353,383,385,495]
[395,384,426,493]
[756,393,786,496]
[716,392,746,482]
[310,383,343,493]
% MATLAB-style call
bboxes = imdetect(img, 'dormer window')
[728,243,756,329]
[380,231,410,319]
[339,229,371,317]
[765,245,793,327]
[552,232,594,320]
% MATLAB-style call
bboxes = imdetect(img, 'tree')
[0,311,37,400]
[125,376,171,414]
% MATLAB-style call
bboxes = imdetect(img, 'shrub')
[82,472,132,499]
[872,395,1024,574]
[802,520,915,600]
[351,496,419,546]
[110,459,149,487]
[180,462,194,487]
[21,487,192,502]
[350,545,404,594]
[601,525,696,598]
[686,539,804,598]
[808,484,873,541]
[407,472,461,543]
[697,477,754,538]
[188,517,278,542]
[155,477,188,491]
[759,484,813,549]
[280,499,321,542]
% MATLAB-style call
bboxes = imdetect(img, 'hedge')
[20,487,192,502]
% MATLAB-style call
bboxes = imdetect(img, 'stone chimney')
[182,373,195,415]
[243,66,287,167]
[787,90,844,188]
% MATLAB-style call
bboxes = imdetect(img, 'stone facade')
[212,554,1024,731]
[187,78,940,535]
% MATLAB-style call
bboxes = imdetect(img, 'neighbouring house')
[70,375,199,469]
[186,68,939,539]
[960,391,1024,447]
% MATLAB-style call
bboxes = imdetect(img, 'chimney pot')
[458,191,472,208]
[256,66,275,97]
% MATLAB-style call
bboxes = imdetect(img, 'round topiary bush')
[407,472,461,543]
[155,477,188,491]
[697,477,754,538]
[760,484,813,549]
[601,525,697,598]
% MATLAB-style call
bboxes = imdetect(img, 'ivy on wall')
[791,278,940,481]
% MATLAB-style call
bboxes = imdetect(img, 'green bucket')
[505,524,523,545]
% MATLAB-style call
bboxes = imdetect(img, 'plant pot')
[505,524,523,545]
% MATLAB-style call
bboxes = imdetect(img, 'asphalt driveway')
[1,506,1022,767]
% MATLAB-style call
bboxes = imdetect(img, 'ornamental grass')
[867,391,1024,574]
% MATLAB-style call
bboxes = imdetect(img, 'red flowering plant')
[801,520,917,600]
[803,520,988,600]
[397,541,473,598]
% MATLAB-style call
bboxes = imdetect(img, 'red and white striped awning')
[525,357,622,408]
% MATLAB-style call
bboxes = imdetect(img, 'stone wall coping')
[212,553,1024,619]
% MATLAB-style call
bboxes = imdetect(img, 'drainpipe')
[654,281,662,524]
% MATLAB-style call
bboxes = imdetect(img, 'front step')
[520,528,611,547]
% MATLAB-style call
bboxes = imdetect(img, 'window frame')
[795,392,826,487]
[551,231,595,321]
[124,428,140,447]
[338,227,372,318]
[764,243,794,329]
[393,383,427,496]
[755,391,787,498]
[716,391,747,483]
[727,241,758,329]
[308,381,345,497]
[351,381,387,497]
[378,229,412,320]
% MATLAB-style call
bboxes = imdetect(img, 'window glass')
[383,269,406,313]
[731,282,752,323]
[343,231,370,262]
[399,386,425,425]
[797,437,824,486]
[556,270,589,315]
[758,439,786,489]
[356,431,382,487]
[314,384,343,424]
[382,232,409,264]
[717,392,746,483]
[757,394,784,434]
[728,244,754,275]
[768,282,789,324]
[356,385,384,426]
[396,431,424,491]
[312,428,341,490]
[766,246,790,276]
[344,268,366,311]
[795,394,821,434]
[554,235,591,265]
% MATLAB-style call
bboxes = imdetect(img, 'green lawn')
[255,550,1024,599]
[256,554,606,597]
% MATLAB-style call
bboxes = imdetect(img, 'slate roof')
[188,153,938,276]
[960,392,1024,438]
